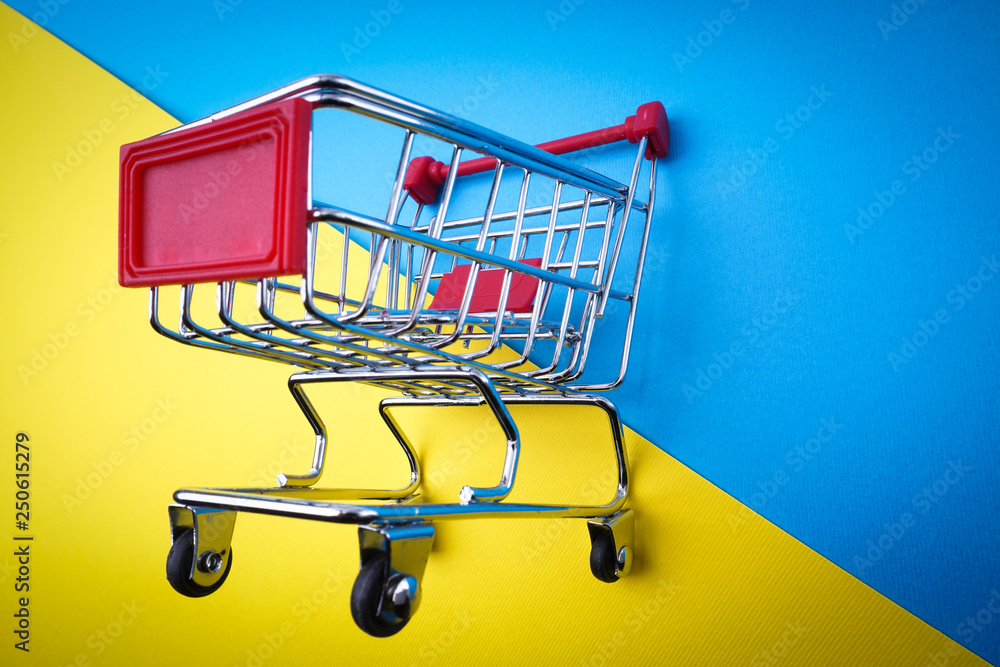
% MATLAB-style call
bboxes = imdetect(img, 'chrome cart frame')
[118,74,668,636]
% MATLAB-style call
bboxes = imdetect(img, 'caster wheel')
[590,530,621,583]
[351,551,409,637]
[166,529,232,598]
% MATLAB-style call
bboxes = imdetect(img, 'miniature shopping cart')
[118,75,668,636]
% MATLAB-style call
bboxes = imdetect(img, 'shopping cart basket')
[118,74,668,636]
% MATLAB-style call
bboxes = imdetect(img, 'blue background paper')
[9,0,998,661]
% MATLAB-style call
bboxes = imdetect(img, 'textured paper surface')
[0,6,991,665]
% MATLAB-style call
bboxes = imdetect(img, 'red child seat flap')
[430,258,544,313]
[118,97,312,287]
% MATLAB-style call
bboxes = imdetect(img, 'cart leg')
[276,376,331,487]
[587,508,634,583]
[277,374,422,498]
[452,367,520,503]
[283,367,517,504]
[166,504,237,596]
[350,522,434,637]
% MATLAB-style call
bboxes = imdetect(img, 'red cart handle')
[404,101,669,205]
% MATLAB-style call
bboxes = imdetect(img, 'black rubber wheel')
[166,529,232,598]
[590,530,620,583]
[351,551,407,637]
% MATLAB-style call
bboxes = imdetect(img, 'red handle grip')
[404,101,669,205]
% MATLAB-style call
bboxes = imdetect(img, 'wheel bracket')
[358,522,434,622]
[588,508,634,579]
[169,504,237,589]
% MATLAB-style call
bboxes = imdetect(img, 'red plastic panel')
[430,258,543,313]
[118,98,311,287]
